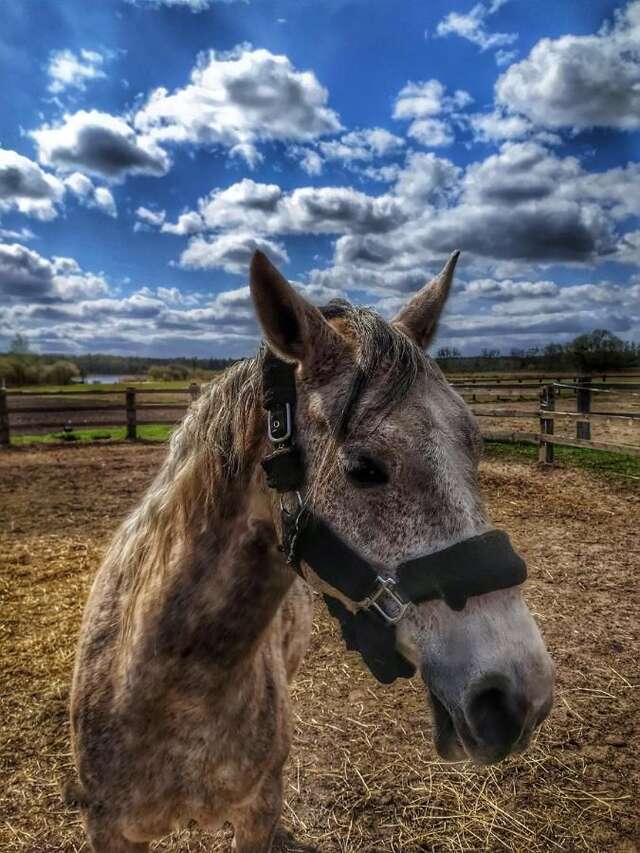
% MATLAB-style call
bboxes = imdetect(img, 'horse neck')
[128,399,294,679]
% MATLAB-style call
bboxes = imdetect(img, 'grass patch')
[484,439,640,480]
[12,424,174,445]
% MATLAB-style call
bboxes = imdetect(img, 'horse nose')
[464,675,529,760]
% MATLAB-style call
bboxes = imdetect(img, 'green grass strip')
[12,424,174,445]
[484,439,640,480]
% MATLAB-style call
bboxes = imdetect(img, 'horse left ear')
[249,250,342,364]
[392,251,460,350]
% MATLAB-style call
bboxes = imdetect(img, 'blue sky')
[1,0,639,357]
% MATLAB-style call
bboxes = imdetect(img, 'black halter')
[260,350,527,684]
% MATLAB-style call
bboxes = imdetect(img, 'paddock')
[0,443,638,852]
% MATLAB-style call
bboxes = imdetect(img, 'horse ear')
[249,250,341,363]
[392,251,460,350]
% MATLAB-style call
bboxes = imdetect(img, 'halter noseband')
[260,350,527,684]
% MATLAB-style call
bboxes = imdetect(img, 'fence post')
[576,374,592,441]
[538,383,555,464]
[126,387,137,440]
[188,381,201,404]
[0,386,9,448]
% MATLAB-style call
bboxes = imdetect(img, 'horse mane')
[109,300,425,640]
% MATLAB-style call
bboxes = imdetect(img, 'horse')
[68,249,554,852]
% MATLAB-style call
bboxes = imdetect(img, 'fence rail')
[1,376,639,462]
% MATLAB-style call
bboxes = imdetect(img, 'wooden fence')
[1,376,639,461]
[448,375,640,460]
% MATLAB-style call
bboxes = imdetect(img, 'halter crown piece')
[260,349,527,684]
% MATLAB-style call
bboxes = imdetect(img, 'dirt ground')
[0,443,638,852]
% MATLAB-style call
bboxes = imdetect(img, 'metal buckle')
[366,576,409,624]
[268,403,292,444]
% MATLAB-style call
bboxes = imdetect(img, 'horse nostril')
[466,683,525,754]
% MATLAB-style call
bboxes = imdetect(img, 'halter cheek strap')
[260,349,527,685]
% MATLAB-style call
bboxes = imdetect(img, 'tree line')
[0,335,237,387]
[435,330,640,374]
[1,329,638,387]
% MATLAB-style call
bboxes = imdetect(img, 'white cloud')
[614,230,640,264]
[393,79,472,148]
[435,0,518,57]
[0,226,36,242]
[32,110,169,181]
[319,127,404,162]
[392,151,461,206]
[133,45,341,167]
[179,232,289,273]
[47,48,107,94]
[65,172,117,217]
[161,211,204,236]
[94,187,117,217]
[496,0,640,131]
[469,109,533,142]
[0,148,65,220]
[135,205,166,228]
[0,242,109,303]
[464,278,559,300]
[495,48,517,67]
[127,0,245,10]
[291,146,324,176]
[194,179,405,236]
[406,118,454,148]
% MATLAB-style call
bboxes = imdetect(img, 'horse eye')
[345,455,389,488]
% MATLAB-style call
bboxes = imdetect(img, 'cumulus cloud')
[0,246,347,357]
[32,110,169,181]
[435,0,518,60]
[393,79,472,148]
[192,179,405,236]
[469,109,533,142]
[133,46,341,167]
[319,127,404,161]
[0,148,65,220]
[392,151,461,207]
[495,0,640,130]
[93,187,117,217]
[299,139,639,317]
[161,211,205,236]
[0,242,108,303]
[65,172,117,217]
[290,146,324,176]
[179,232,289,273]
[47,48,107,94]
[289,127,405,177]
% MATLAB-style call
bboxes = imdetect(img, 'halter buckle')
[268,403,292,444]
[366,576,409,625]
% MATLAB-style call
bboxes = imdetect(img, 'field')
[1,443,639,852]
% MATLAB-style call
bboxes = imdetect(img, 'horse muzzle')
[421,590,555,765]
[426,671,553,765]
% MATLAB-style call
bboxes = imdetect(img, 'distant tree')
[148,363,192,381]
[567,329,636,371]
[9,332,30,354]
[436,347,461,359]
[481,348,501,359]
[42,360,80,386]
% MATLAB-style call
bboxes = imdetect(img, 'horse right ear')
[249,250,342,364]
